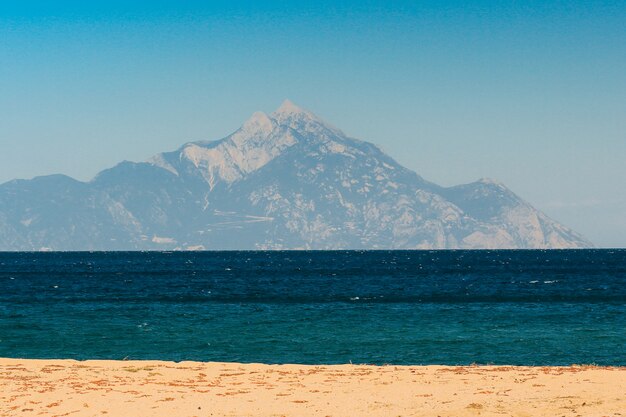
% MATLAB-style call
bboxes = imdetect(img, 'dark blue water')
[1,250,625,365]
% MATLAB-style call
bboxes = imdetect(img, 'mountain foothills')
[0,101,591,250]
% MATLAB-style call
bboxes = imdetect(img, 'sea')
[0,250,624,366]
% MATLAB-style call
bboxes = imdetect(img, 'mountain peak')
[274,99,307,115]
[1,100,593,250]
[240,111,275,135]
[271,100,343,137]
[477,177,506,187]
[272,99,319,123]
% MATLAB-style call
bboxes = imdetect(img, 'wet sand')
[1,358,624,416]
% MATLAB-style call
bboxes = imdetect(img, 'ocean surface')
[1,250,625,365]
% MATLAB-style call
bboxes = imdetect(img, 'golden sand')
[1,358,624,416]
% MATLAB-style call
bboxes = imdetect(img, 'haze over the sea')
[1,1,624,247]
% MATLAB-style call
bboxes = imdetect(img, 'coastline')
[1,358,624,416]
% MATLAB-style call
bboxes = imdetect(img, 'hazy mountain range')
[0,100,592,250]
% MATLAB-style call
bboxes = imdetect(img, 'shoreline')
[2,358,625,416]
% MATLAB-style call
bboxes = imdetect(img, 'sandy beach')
[1,358,624,416]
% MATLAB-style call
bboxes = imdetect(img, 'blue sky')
[1,1,625,247]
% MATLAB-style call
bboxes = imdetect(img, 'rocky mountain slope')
[0,100,592,250]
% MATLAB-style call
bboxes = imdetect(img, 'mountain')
[0,100,592,250]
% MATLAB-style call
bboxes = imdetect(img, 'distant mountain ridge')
[0,100,592,250]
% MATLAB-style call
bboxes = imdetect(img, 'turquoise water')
[0,250,625,365]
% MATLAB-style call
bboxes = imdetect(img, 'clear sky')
[1,1,625,247]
